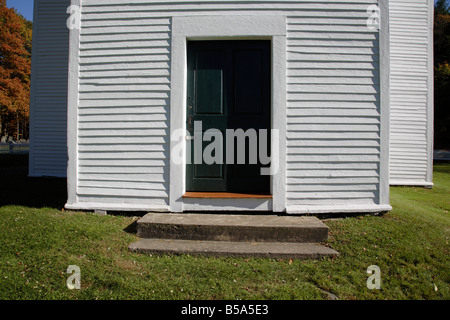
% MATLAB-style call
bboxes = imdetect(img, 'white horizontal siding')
[29,0,70,177]
[285,0,381,209]
[74,0,386,211]
[77,6,171,208]
[389,0,433,186]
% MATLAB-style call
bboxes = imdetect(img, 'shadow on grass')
[123,220,138,234]
[0,154,67,210]
[434,161,450,173]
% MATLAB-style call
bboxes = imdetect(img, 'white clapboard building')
[28,0,434,214]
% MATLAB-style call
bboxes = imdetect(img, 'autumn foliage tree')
[0,0,32,141]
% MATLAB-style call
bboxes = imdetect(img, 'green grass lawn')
[0,155,448,300]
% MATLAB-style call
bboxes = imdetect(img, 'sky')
[6,0,34,21]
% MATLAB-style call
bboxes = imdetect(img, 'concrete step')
[129,238,339,260]
[136,213,329,243]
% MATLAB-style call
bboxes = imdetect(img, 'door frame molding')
[170,15,287,212]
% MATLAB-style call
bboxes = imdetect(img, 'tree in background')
[0,0,32,141]
[436,0,450,15]
[434,0,450,149]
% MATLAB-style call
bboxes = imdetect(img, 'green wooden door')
[186,40,271,193]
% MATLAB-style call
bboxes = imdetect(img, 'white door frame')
[169,15,287,212]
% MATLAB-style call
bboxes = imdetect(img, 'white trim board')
[287,204,392,215]
[65,202,170,212]
[390,181,434,188]
[182,199,273,212]
[426,0,434,185]
[169,15,287,213]
[378,0,391,206]
[66,0,81,208]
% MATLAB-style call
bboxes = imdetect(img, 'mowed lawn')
[0,155,448,300]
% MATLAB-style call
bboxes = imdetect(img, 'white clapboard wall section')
[29,0,70,177]
[77,5,171,209]
[73,0,385,212]
[285,1,382,211]
[389,0,433,187]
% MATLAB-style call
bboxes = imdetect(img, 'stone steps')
[136,213,329,243]
[129,239,338,259]
[129,213,338,259]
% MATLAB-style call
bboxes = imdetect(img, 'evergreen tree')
[434,0,450,148]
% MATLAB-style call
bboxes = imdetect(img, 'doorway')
[186,40,271,194]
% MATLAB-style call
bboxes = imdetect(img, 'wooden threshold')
[183,192,273,199]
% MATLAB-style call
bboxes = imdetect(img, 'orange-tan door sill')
[183,192,273,199]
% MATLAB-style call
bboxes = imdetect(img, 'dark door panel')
[186,40,271,193]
